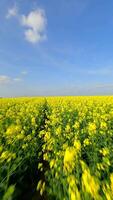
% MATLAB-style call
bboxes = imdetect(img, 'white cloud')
[21,71,28,75]
[0,75,23,85]
[13,78,22,82]
[6,6,47,44]
[6,5,18,19]
[21,9,47,43]
[0,75,11,85]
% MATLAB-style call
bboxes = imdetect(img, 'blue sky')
[1,0,113,96]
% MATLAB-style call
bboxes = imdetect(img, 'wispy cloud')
[0,75,11,85]
[21,70,28,75]
[6,5,18,19]
[0,75,23,85]
[13,78,22,82]
[21,9,47,43]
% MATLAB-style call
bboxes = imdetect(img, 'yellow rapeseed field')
[1,96,113,200]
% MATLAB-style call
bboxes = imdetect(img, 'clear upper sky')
[0,0,113,97]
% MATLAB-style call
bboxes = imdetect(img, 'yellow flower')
[0,151,9,160]
[43,153,48,161]
[40,182,45,196]
[37,180,45,196]
[65,124,71,132]
[83,138,91,146]
[70,190,76,200]
[64,147,76,172]
[64,147,75,163]
[88,122,96,133]
[82,168,100,199]
[56,126,62,135]
[73,122,80,129]
[62,143,68,150]
[110,173,113,197]
[6,125,21,136]
[16,134,24,140]
[44,132,51,141]
[102,182,112,200]
[97,163,104,170]
[100,148,109,156]
[67,175,81,200]
[50,159,55,169]
[74,140,81,151]
[0,151,16,163]
[100,121,107,130]
[31,117,36,124]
